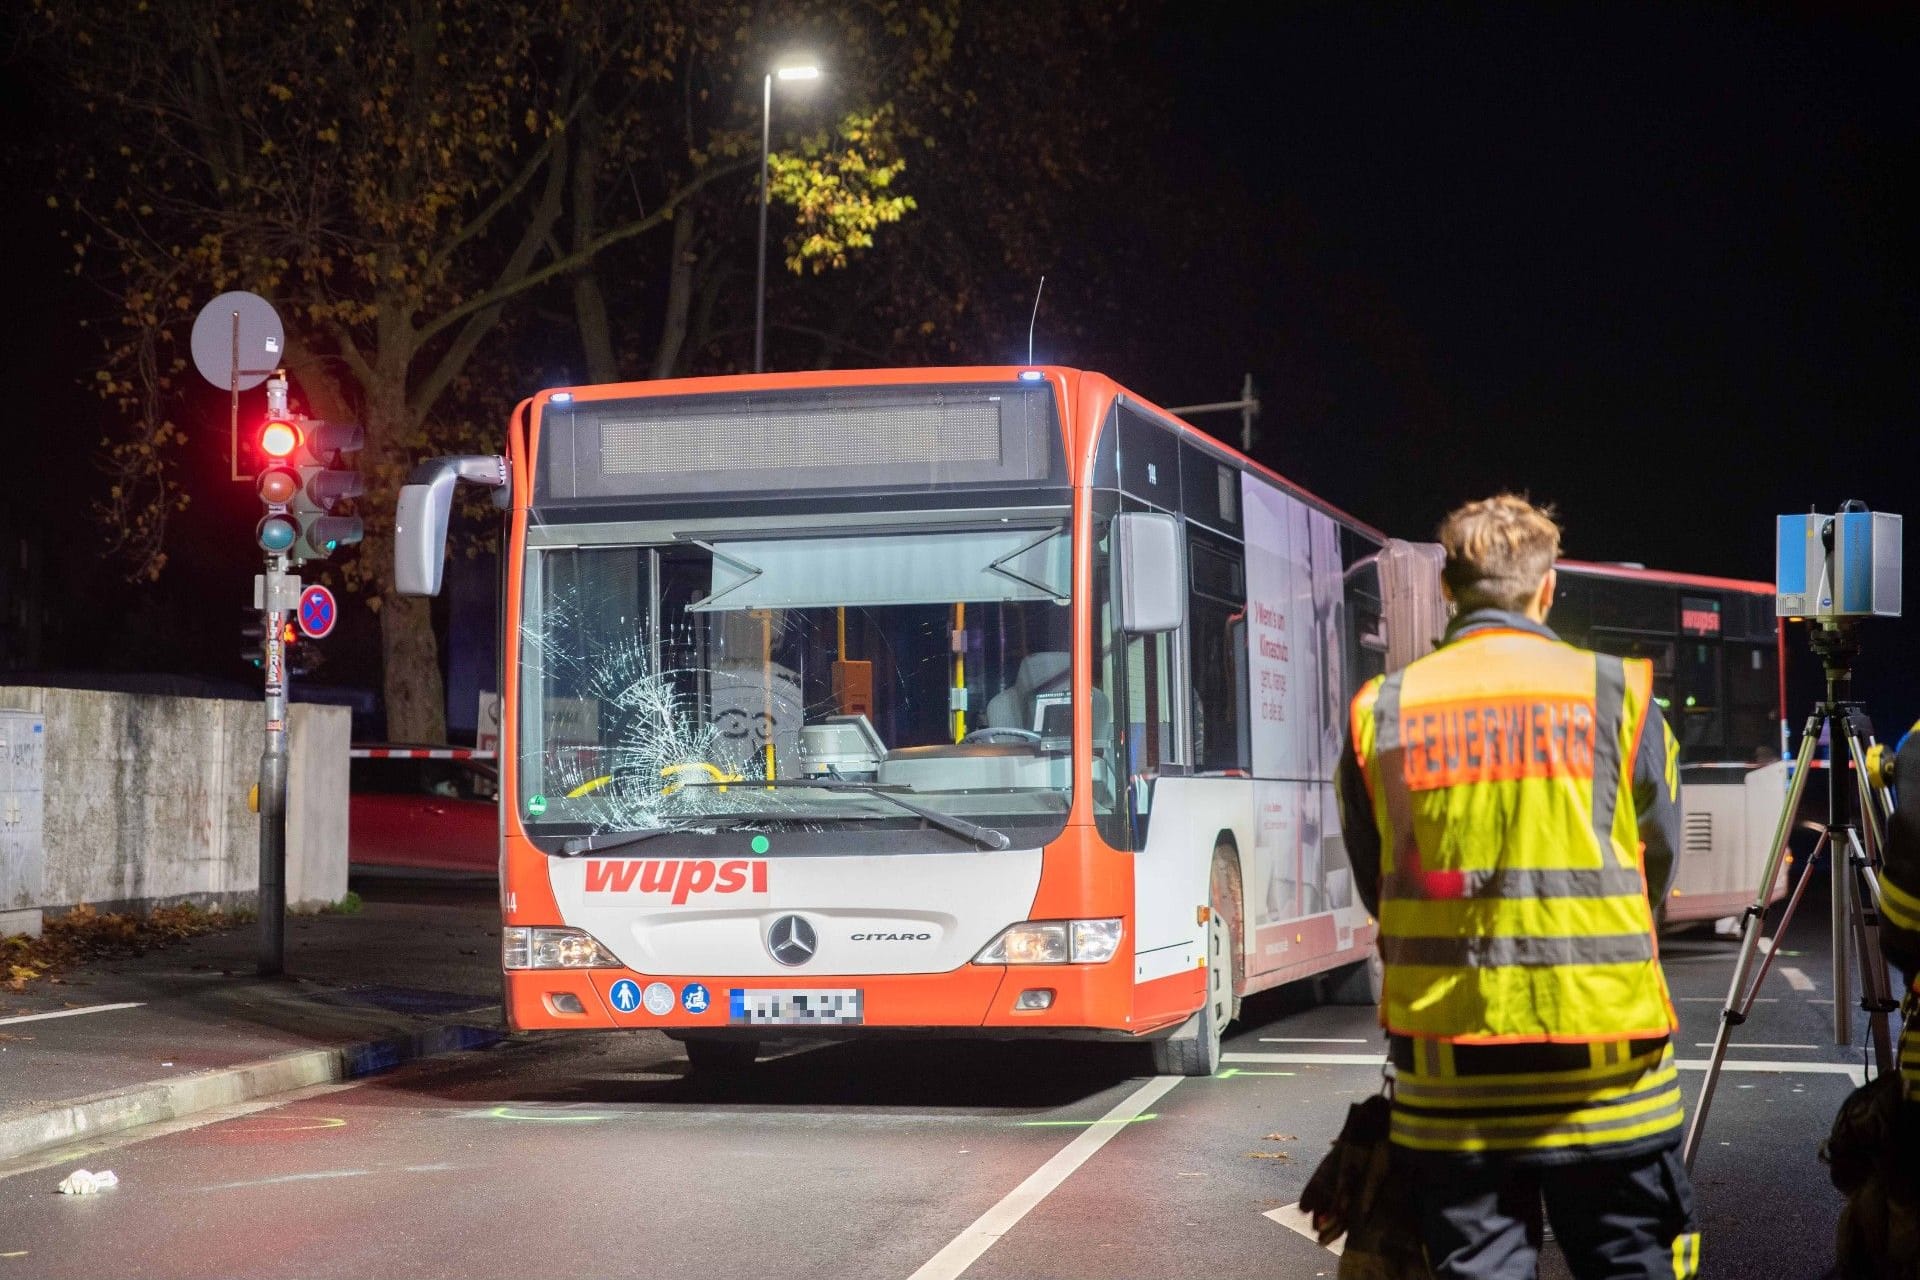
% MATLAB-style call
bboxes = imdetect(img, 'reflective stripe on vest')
[1352,629,1678,1044]
[1390,1041,1685,1154]
[1880,871,1920,936]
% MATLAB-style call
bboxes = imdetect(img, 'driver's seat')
[984,652,1108,738]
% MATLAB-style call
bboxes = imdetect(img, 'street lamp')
[756,58,822,373]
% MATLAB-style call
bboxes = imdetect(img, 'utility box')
[0,709,47,938]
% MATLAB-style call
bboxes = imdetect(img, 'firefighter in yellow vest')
[1825,719,1920,1276]
[1337,495,1698,1280]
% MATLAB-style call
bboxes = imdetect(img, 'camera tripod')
[1680,621,1900,1170]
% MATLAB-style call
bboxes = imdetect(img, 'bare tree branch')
[412,156,754,350]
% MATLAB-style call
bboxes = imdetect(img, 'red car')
[348,749,498,875]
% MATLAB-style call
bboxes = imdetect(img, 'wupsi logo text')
[583,859,769,905]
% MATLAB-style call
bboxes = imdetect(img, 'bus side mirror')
[1113,511,1186,634]
[394,455,510,597]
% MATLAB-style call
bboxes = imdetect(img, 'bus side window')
[1088,496,1130,851]
[1189,532,1249,774]
[1125,630,1175,842]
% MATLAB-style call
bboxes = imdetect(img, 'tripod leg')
[1843,827,1897,1073]
[1682,718,1823,1170]
[1844,712,1892,847]
[1746,828,1828,998]
[1835,829,1853,1044]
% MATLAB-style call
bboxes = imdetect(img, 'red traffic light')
[260,418,300,458]
[257,467,300,506]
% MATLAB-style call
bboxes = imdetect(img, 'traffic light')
[255,416,302,555]
[289,420,365,563]
[240,608,267,668]
[281,621,322,677]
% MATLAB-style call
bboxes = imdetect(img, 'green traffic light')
[256,515,298,553]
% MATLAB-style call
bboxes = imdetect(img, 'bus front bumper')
[504,958,1147,1035]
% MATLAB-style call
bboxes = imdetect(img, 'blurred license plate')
[729,989,863,1026]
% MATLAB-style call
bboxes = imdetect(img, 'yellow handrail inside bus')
[661,761,742,796]
[952,602,967,742]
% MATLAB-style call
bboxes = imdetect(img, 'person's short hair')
[1437,494,1561,613]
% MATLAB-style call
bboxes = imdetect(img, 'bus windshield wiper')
[718,779,1012,851]
[556,814,767,858]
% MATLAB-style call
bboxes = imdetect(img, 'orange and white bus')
[396,366,1428,1074]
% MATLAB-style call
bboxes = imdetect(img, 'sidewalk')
[0,884,505,1164]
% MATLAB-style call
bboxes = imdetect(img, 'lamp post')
[756,59,821,374]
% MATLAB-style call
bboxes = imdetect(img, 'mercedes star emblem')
[767,914,817,966]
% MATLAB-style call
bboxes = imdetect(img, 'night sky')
[2,4,1916,725]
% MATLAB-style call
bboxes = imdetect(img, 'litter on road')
[55,1169,117,1195]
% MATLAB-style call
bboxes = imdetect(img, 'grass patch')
[318,890,363,915]
[2,902,252,992]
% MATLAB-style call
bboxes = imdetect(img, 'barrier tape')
[349,747,497,760]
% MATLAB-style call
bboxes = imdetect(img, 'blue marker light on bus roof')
[1017,370,1045,382]
[551,392,574,403]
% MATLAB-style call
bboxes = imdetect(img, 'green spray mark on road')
[474,1105,611,1123]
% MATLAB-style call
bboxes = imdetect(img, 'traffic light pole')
[258,547,290,976]
[248,368,360,975]
[255,367,295,977]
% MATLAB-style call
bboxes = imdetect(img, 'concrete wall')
[0,709,45,936]
[0,687,348,927]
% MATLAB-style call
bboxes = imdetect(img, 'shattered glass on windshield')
[517,527,1080,842]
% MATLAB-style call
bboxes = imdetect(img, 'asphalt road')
[0,881,1881,1280]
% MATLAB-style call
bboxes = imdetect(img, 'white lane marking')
[1780,967,1816,991]
[1693,1042,1817,1050]
[1678,996,1776,1003]
[1265,1202,1343,1256]
[1258,1037,1370,1045]
[1226,1050,1863,1081]
[1674,1058,1865,1082]
[1225,1052,1387,1066]
[906,1075,1182,1280]
[0,1002,144,1026]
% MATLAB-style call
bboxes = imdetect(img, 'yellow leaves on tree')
[770,106,916,274]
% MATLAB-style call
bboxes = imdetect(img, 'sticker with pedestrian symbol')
[681,983,712,1015]
[296,584,337,640]
[609,979,642,1013]
[642,982,675,1016]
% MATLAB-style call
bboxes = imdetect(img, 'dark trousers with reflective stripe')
[1401,1146,1699,1280]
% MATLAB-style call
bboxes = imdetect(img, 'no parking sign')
[297,584,337,640]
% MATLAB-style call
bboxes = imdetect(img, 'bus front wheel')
[1150,851,1240,1077]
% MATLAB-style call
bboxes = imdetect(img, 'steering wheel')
[961,727,1043,746]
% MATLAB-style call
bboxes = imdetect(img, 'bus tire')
[1150,849,1239,1077]
[683,1037,759,1072]
[1322,948,1384,1006]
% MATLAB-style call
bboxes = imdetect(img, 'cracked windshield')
[520,521,1075,839]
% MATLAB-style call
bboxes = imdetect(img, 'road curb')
[0,1021,502,1165]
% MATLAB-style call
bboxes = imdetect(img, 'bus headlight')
[1070,918,1124,963]
[503,926,621,970]
[974,918,1123,965]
